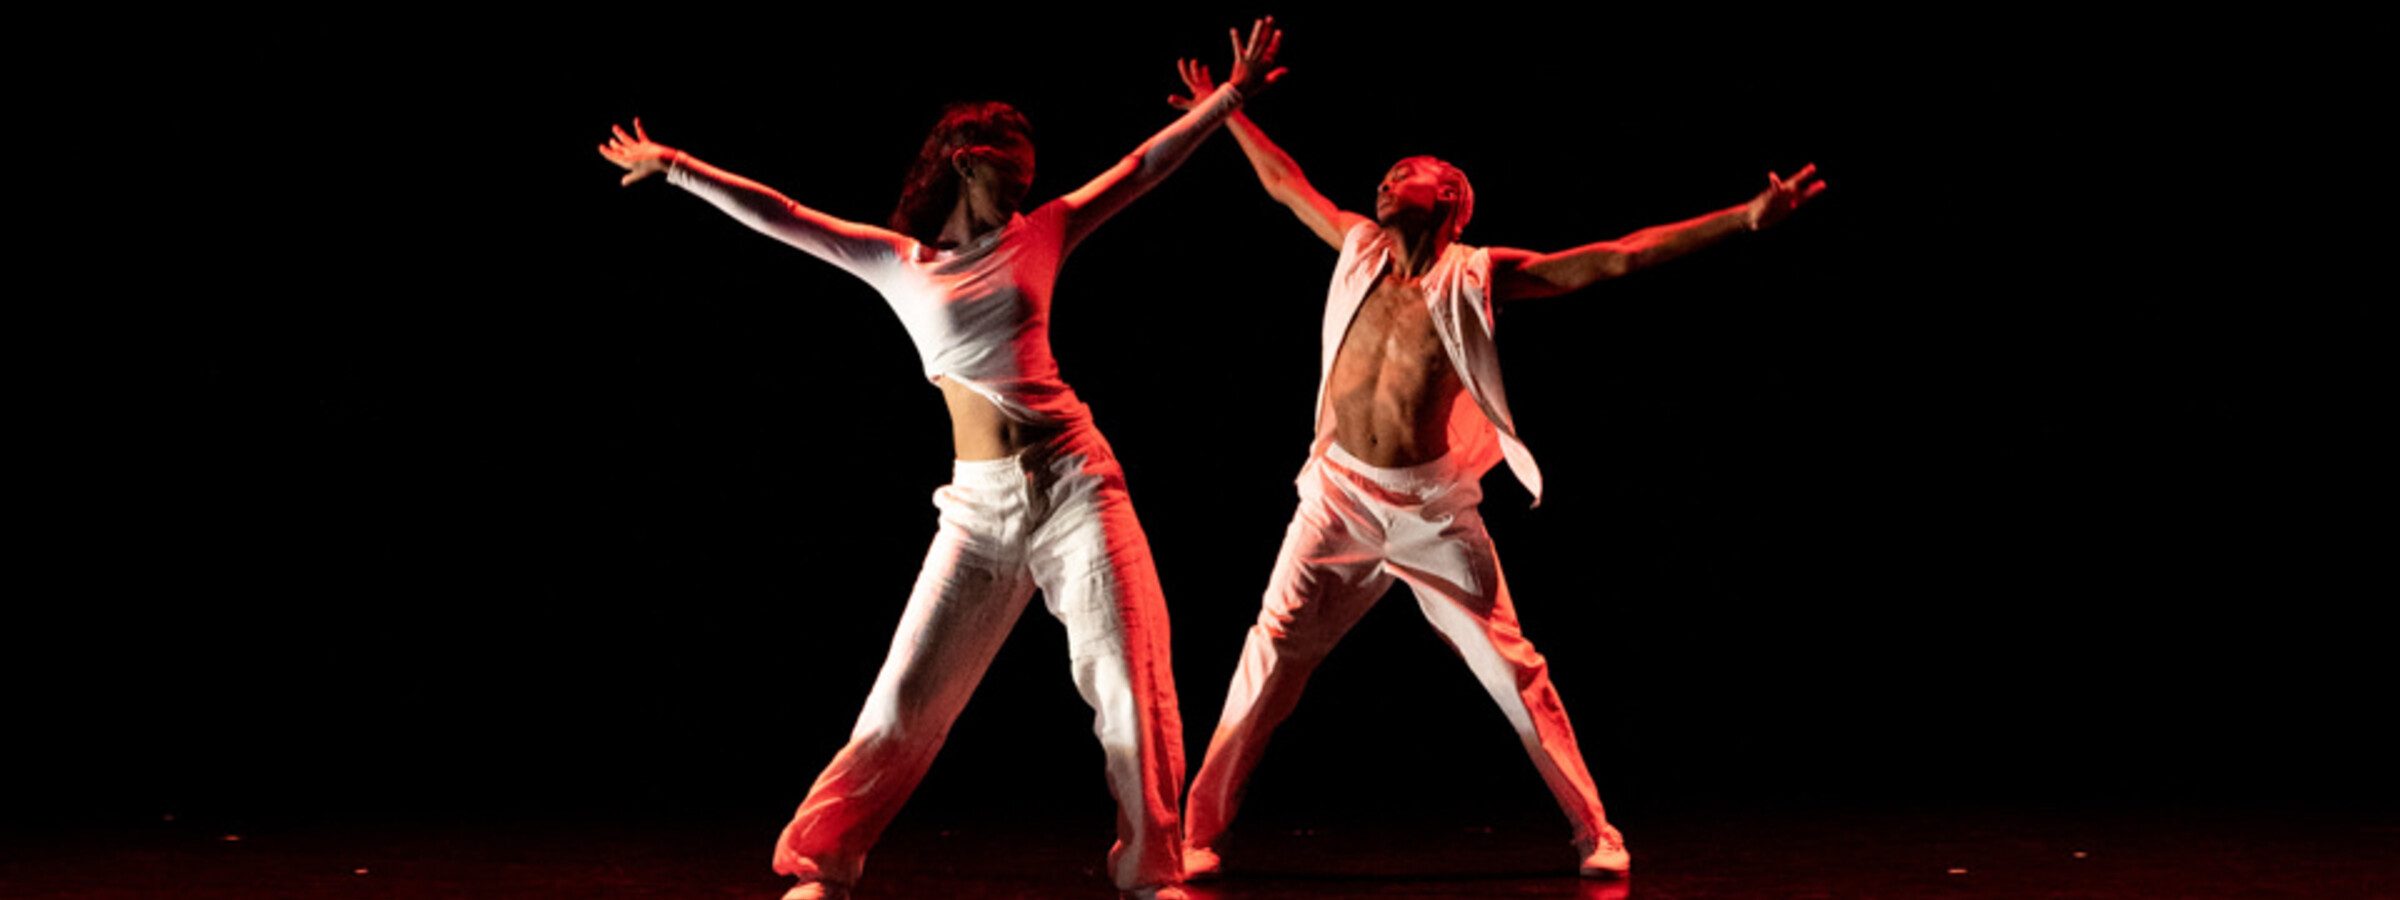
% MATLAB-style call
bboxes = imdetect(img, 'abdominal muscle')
[1326,277,1464,468]
[937,376,1064,461]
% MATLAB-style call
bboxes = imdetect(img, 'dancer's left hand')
[1744,163,1826,230]
[1167,57,1220,111]
[597,118,681,187]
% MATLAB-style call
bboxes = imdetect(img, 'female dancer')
[597,19,1282,900]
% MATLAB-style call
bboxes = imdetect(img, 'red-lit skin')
[598,20,1284,463]
[1171,65,1824,467]
[601,23,1290,900]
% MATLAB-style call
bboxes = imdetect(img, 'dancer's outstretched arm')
[1169,61,1365,250]
[598,118,906,279]
[1055,17,1286,250]
[1488,165,1826,301]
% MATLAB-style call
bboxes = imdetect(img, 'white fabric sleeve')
[1127,82,1246,179]
[666,154,900,282]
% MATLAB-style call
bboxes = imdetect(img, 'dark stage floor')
[6,805,2390,899]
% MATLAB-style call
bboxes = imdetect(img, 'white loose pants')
[1186,445,1611,856]
[773,427,1185,892]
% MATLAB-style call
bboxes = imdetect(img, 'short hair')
[891,101,1037,244]
[1396,155,1474,239]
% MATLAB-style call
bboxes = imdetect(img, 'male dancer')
[1166,62,1824,880]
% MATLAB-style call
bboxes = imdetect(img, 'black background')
[17,7,2382,833]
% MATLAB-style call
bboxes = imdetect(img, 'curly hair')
[890,101,1036,244]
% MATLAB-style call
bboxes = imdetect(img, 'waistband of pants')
[951,453,1030,491]
[1322,441,1461,495]
[950,421,1113,490]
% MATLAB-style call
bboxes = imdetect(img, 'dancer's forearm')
[668,154,904,278]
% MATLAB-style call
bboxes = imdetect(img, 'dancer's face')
[1373,159,1458,231]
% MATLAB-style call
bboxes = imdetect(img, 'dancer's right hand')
[597,118,681,186]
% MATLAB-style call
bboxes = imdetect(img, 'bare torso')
[939,377,1064,461]
[1326,271,1464,467]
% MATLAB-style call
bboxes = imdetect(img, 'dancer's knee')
[839,723,907,760]
[1512,650,1553,692]
[1485,633,1551,688]
[1252,615,1338,664]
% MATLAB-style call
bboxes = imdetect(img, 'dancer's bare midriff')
[1325,273,1465,468]
[939,377,1065,461]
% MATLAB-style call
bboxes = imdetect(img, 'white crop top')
[661,84,1247,428]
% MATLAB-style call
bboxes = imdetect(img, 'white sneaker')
[781,881,851,900]
[1578,824,1631,878]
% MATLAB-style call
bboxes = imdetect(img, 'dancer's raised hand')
[1225,16,1286,97]
[597,118,681,187]
[1170,17,1283,110]
[1167,57,1220,111]
[1744,163,1826,230]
